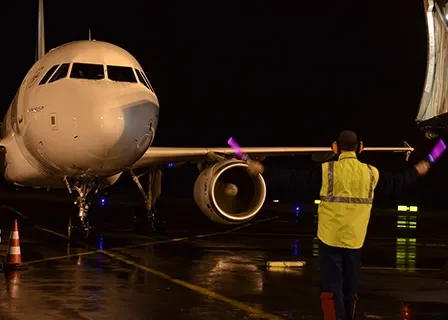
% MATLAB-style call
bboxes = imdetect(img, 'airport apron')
[317,152,379,320]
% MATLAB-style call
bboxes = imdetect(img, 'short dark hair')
[337,130,359,151]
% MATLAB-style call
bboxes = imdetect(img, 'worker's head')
[332,130,363,154]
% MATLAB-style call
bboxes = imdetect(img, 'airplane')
[415,0,448,138]
[0,0,414,240]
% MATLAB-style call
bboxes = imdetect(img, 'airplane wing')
[131,143,414,169]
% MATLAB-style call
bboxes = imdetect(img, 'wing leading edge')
[131,143,414,169]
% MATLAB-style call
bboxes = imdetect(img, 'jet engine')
[193,159,266,224]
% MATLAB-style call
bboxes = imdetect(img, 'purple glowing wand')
[228,137,250,161]
[428,139,446,163]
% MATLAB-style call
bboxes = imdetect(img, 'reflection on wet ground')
[0,201,447,319]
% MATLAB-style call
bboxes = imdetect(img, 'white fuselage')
[1,40,159,188]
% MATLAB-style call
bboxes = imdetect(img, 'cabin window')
[107,65,137,83]
[49,63,70,83]
[70,63,105,80]
[39,65,60,85]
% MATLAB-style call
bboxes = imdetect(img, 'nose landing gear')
[65,177,98,241]
[63,167,165,241]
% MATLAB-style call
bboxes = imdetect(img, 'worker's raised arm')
[374,160,431,198]
[247,160,323,196]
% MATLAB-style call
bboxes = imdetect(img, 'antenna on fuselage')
[36,0,45,61]
[88,28,92,40]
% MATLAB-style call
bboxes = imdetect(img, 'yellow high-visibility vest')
[318,151,379,249]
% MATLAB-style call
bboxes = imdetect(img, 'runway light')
[99,237,103,250]
[100,198,105,206]
[273,199,279,203]
[314,200,321,204]
[168,162,174,168]
[397,205,418,212]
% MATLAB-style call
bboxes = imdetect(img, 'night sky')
[4,1,447,207]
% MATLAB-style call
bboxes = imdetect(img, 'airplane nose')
[88,98,159,167]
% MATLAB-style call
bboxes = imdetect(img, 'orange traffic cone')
[4,219,26,271]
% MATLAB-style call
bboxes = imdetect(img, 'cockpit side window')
[135,69,154,92]
[48,63,70,83]
[39,65,59,85]
[107,65,137,83]
[141,71,155,92]
[70,63,105,80]
[135,69,150,90]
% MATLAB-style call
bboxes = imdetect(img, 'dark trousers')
[319,241,362,320]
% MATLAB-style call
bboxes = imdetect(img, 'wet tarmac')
[0,200,447,319]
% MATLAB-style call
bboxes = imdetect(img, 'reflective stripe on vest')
[320,161,375,205]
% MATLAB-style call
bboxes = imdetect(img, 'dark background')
[2,0,447,208]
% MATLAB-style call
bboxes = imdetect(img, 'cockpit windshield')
[39,65,59,85]
[70,63,105,80]
[107,65,137,83]
[49,63,70,83]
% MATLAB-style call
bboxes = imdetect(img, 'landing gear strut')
[130,167,165,234]
[65,177,98,241]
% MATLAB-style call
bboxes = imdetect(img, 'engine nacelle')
[193,159,266,224]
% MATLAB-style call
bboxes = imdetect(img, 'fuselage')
[1,40,159,187]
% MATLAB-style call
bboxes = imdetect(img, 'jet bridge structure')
[416,0,448,138]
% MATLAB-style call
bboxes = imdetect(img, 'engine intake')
[193,159,266,224]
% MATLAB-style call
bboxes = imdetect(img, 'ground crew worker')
[247,130,431,320]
